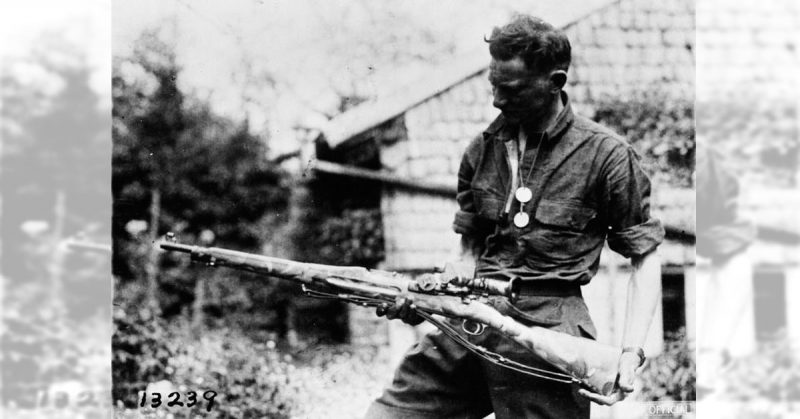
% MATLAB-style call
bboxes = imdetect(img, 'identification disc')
[513,212,530,228]
[515,187,533,203]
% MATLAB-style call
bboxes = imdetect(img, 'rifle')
[160,234,622,396]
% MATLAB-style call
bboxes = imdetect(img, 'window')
[661,267,686,335]
[753,267,787,340]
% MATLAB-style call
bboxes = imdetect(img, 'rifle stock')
[160,237,621,396]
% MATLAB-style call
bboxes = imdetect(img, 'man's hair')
[485,15,571,73]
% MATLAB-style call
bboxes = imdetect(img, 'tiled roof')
[696,0,799,186]
[322,52,487,148]
[696,0,798,102]
[321,0,699,272]
[321,0,695,148]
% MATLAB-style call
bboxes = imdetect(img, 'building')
[282,0,800,416]
[308,0,695,359]
[696,0,800,350]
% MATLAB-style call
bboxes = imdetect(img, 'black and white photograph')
[2,0,800,418]
[110,1,696,418]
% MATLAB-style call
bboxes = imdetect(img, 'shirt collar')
[483,91,574,143]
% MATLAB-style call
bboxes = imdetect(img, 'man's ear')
[549,70,567,91]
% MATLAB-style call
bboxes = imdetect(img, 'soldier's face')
[489,56,555,124]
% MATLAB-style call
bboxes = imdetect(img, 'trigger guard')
[461,319,486,336]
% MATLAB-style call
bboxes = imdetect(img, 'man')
[366,15,664,418]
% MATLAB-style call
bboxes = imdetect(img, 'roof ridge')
[320,0,627,149]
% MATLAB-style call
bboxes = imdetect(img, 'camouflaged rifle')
[160,233,622,396]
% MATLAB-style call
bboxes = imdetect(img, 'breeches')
[364,295,595,419]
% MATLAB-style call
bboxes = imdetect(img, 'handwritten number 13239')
[140,390,217,412]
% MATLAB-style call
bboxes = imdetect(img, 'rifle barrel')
[159,239,514,298]
[160,242,195,254]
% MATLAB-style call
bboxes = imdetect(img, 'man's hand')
[577,351,642,405]
[376,297,424,326]
[440,260,475,283]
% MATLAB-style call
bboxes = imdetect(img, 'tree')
[112,31,290,322]
[1,28,112,407]
[591,92,695,187]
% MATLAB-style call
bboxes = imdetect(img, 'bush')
[637,329,696,401]
[165,329,298,418]
[112,306,176,406]
[696,99,798,187]
[720,333,800,402]
[317,208,385,266]
[591,92,695,187]
[113,307,298,418]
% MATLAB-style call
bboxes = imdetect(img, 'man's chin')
[502,112,521,123]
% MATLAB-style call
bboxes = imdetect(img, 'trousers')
[364,292,595,419]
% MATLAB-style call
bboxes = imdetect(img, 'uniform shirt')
[453,93,664,284]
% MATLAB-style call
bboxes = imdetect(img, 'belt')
[515,280,581,297]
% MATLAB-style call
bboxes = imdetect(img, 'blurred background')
[1,0,798,418]
[1,0,113,418]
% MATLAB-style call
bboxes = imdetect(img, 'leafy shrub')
[113,307,298,418]
[112,306,176,406]
[696,99,798,187]
[112,33,291,318]
[165,329,298,418]
[317,208,385,266]
[637,328,696,401]
[591,92,695,187]
[681,333,800,419]
[3,311,111,410]
[719,333,800,402]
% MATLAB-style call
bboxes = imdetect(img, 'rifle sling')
[414,310,578,385]
[299,284,579,385]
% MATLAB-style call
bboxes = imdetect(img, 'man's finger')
[577,389,626,406]
[385,306,400,319]
[385,297,411,320]
[375,303,390,317]
[396,303,409,320]
[617,371,635,393]
[393,297,408,319]
[617,356,638,393]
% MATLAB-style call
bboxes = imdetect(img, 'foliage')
[591,92,695,187]
[112,31,291,317]
[317,208,385,266]
[3,311,111,409]
[719,333,800,402]
[112,32,290,247]
[112,312,397,418]
[113,308,299,418]
[166,330,297,418]
[696,99,798,186]
[1,30,112,409]
[637,329,696,401]
[112,306,175,405]
[685,333,800,419]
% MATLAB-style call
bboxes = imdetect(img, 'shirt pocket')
[524,199,600,266]
[534,199,597,231]
[473,188,505,222]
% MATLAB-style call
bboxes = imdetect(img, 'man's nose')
[493,94,507,110]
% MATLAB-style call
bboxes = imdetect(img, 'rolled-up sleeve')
[602,143,665,258]
[696,146,755,259]
[453,136,486,237]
